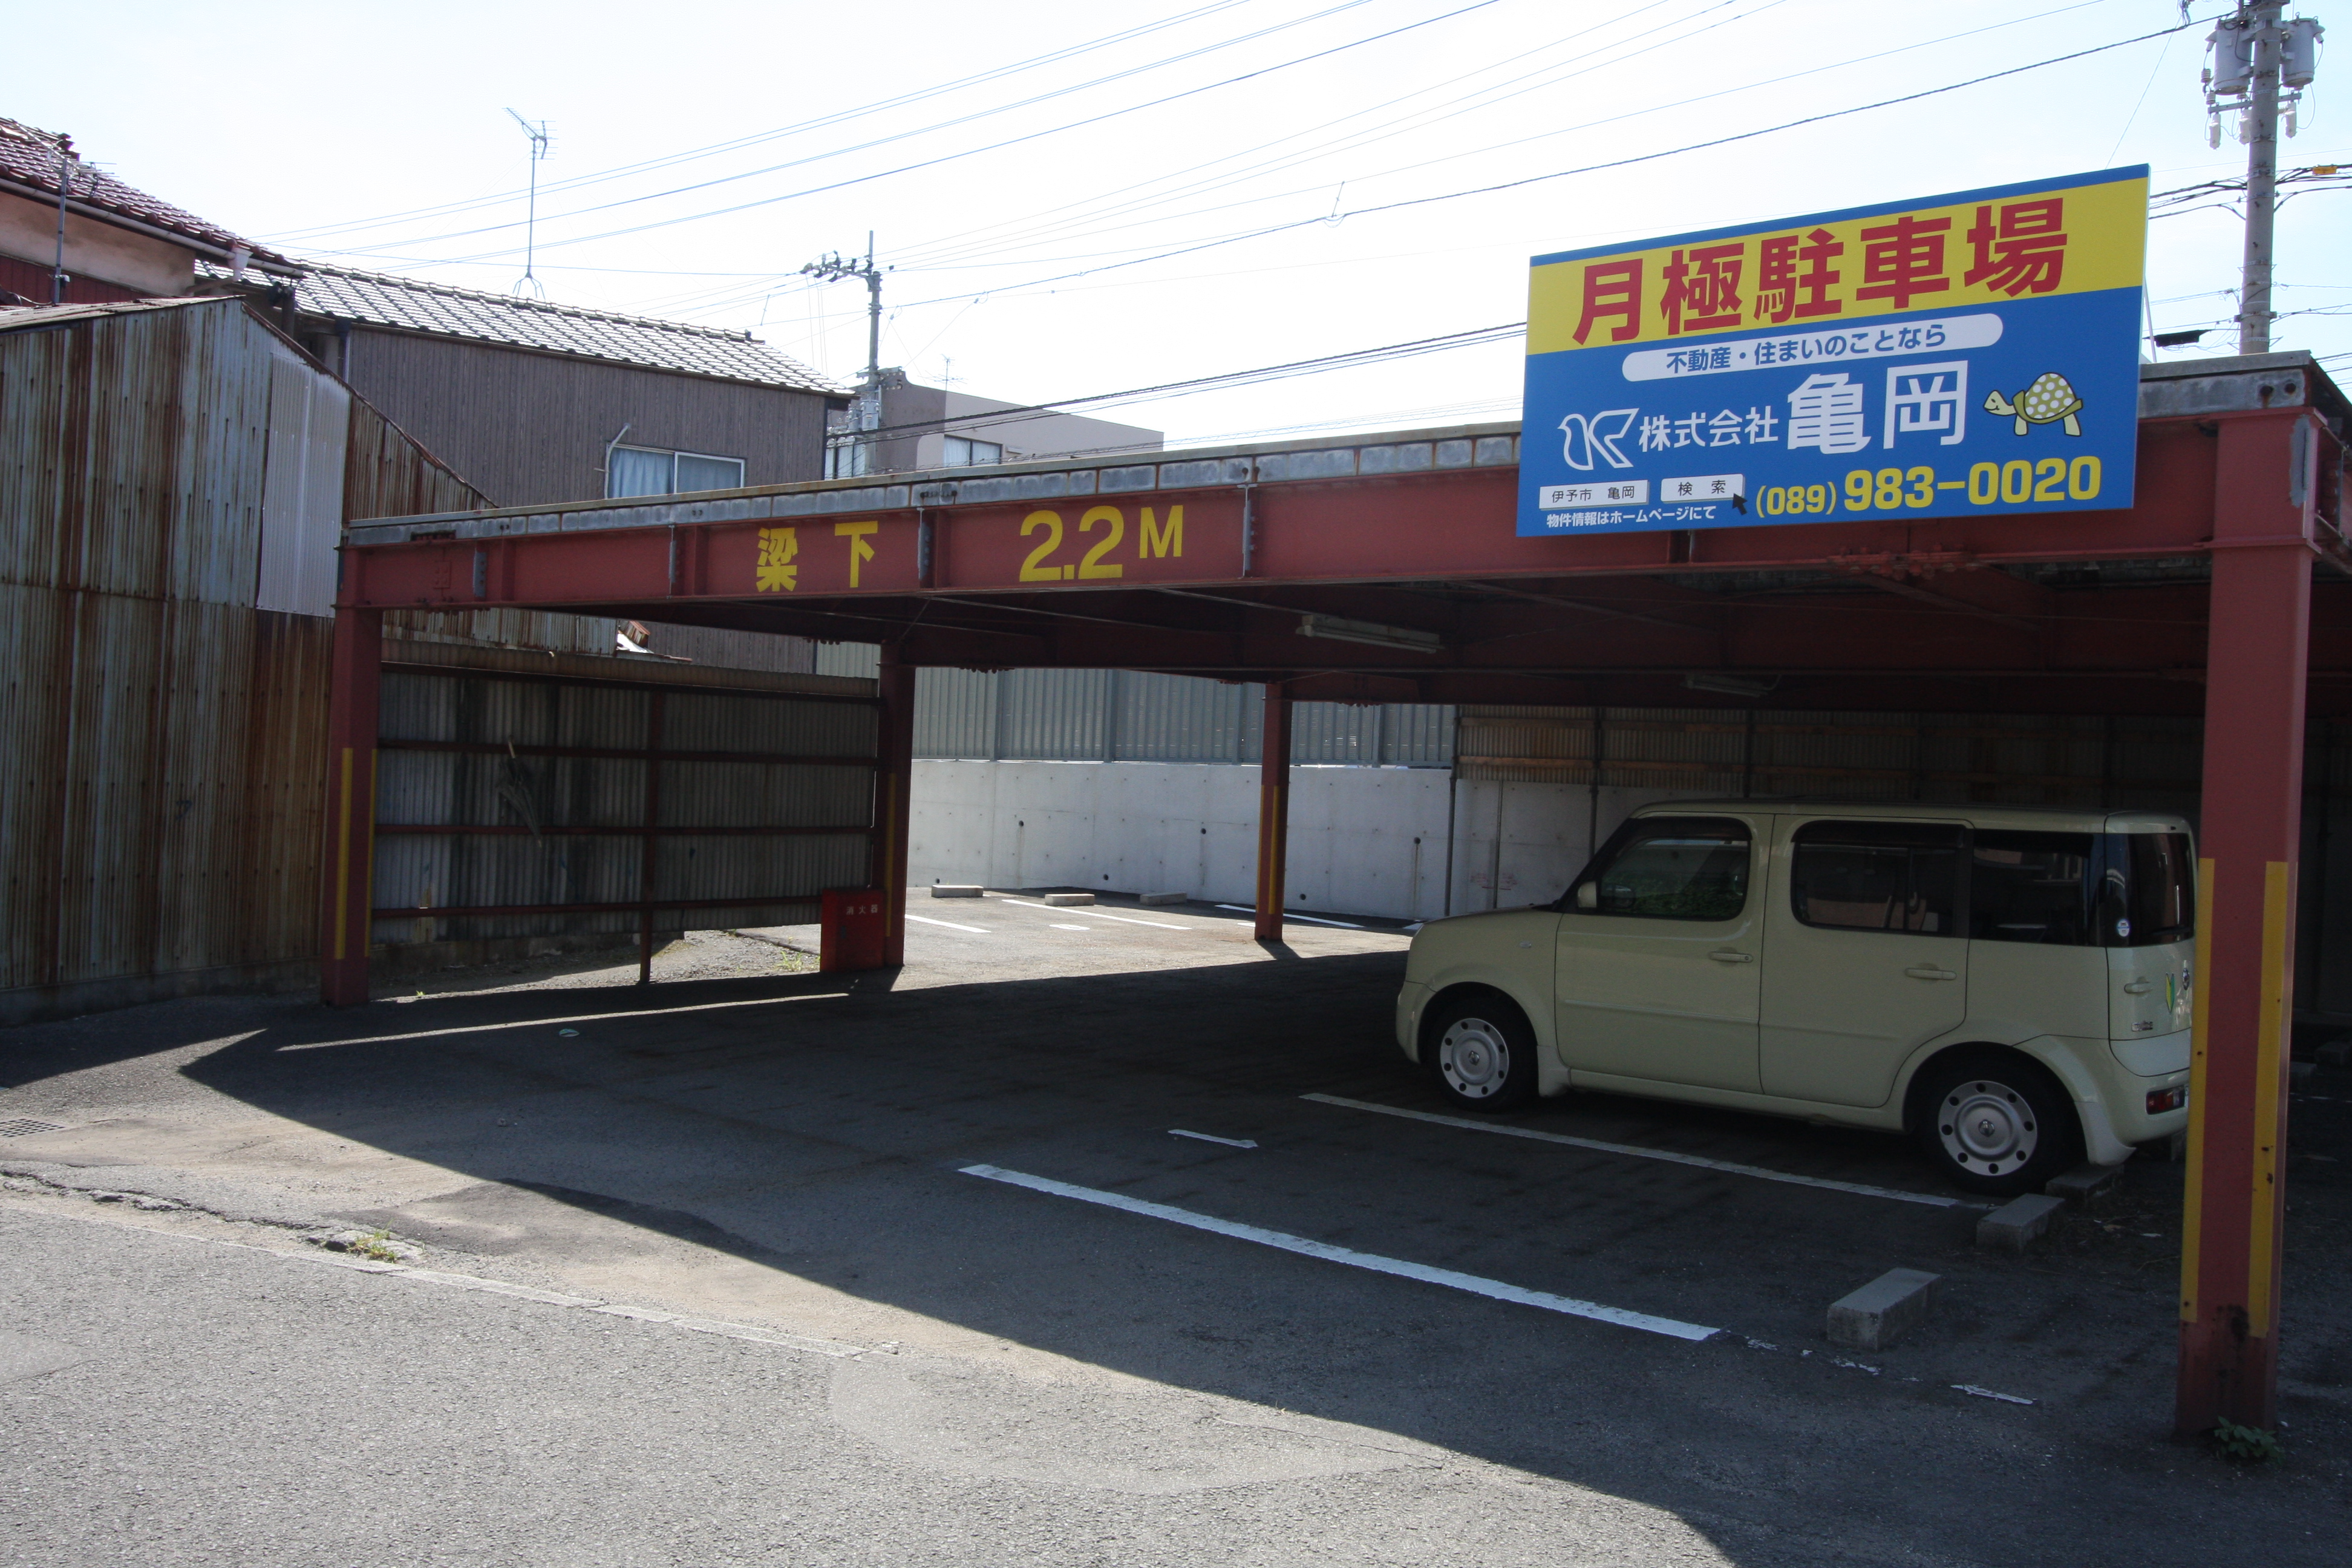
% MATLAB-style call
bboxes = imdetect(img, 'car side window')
[1789,820,1964,936]
[1570,817,1751,921]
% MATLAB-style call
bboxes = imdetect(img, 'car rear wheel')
[1425,993,1538,1112]
[1915,1053,2080,1197]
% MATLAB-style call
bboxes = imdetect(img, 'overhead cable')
[309,0,1502,261]
[260,0,1268,243]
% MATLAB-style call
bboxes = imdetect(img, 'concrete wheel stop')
[1827,1269,1941,1351]
[1976,1193,2066,1252]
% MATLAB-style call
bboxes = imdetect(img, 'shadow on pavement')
[5,945,2345,1567]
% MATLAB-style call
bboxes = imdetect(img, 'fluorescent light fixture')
[1683,672,1779,698]
[1296,613,1443,654]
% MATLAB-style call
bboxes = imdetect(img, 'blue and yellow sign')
[1518,167,2147,537]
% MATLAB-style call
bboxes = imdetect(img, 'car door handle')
[2123,979,2153,994]
[1904,965,1958,981]
[1708,950,1755,963]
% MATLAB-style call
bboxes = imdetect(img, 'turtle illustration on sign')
[1983,372,2085,437]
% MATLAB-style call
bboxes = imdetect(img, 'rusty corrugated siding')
[370,657,878,946]
[0,587,330,1000]
[1452,705,2204,806]
[0,298,270,604]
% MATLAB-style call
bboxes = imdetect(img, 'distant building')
[827,373,1160,477]
[0,117,298,304]
[194,261,855,672]
[196,261,849,511]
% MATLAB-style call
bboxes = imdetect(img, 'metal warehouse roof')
[207,260,846,396]
[0,119,296,274]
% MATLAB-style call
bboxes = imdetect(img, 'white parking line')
[1169,1129,1258,1149]
[907,914,990,933]
[1951,1383,2036,1406]
[1302,1094,1982,1210]
[283,991,831,1052]
[1214,904,1365,930]
[995,898,1187,930]
[960,1163,1719,1342]
[1050,923,1093,932]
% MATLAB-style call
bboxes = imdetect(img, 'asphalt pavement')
[2,891,2347,1566]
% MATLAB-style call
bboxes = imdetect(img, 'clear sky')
[20,0,2345,445]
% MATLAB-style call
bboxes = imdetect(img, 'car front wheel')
[1424,993,1538,1112]
[1915,1053,2080,1197]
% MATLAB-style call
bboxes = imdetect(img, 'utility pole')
[2205,4,2324,354]
[802,234,891,476]
[50,132,77,305]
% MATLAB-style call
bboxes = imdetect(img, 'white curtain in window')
[675,452,746,492]
[608,446,673,497]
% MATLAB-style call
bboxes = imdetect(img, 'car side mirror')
[1574,882,1598,910]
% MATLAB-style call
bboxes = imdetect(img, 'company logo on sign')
[1518,168,2148,537]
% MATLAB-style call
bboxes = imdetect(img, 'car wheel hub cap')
[1440,1019,1510,1099]
[1939,1080,2039,1173]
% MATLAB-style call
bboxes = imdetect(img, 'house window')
[607,445,746,498]
[941,436,1002,467]
[823,440,869,480]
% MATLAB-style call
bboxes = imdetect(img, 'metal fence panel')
[1112,670,1250,763]
[914,667,999,759]
[906,668,1454,768]
[371,665,880,946]
[996,668,1110,760]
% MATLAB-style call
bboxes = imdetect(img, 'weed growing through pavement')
[345,1228,402,1264]
[2210,1419,2284,1465]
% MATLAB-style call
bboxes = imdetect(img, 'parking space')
[4,905,2348,1564]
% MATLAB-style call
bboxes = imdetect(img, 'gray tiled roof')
[204,260,846,394]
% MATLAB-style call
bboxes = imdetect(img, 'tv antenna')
[506,108,552,298]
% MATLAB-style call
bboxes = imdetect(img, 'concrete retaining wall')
[907,760,1699,921]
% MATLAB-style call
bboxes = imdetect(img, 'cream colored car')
[1395,802,2195,1194]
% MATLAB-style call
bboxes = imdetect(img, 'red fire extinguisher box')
[820,887,889,972]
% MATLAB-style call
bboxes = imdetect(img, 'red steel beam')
[320,608,382,1008]
[372,896,820,920]
[2177,406,2322,1438]
[377,739,877,768]
[1256,682,1292,942]
[373,824,872,838]
[873,649,917,968]
[340,419,2233,621]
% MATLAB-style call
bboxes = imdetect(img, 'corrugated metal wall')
[877,652,1454,768]
[0,302,340,1019]
[371,658,880,945]
[1452,705,2201,812]
[0,298,644,1021]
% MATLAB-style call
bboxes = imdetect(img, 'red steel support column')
[319,606,383,1007]
[874,649,917,967]
[2178,408,2318,1436]
[1255,681,1292,941]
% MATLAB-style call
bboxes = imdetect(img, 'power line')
[864,15,2216,320]
[846,321,1527,443]
[561,0,2151,330]
[259,0,1264,244]
[309,0,1486,263]
[761,0,2122,315]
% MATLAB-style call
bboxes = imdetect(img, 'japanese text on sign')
[1520,168,2147,537]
